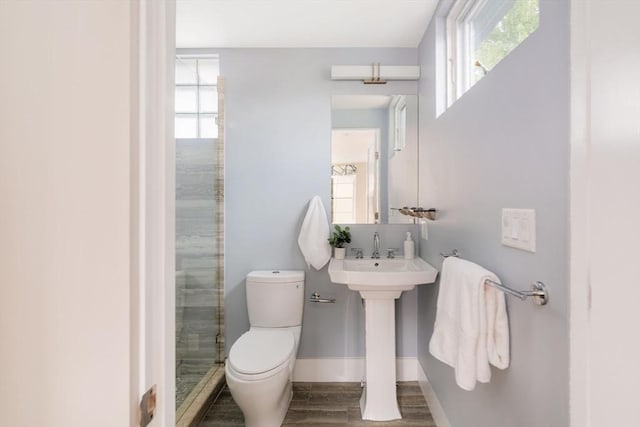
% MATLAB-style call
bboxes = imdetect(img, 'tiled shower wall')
[176,138,221,407]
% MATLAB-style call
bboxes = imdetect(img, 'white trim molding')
[293,357,418,382]
[418,363,451,427]
[568,1,589,425]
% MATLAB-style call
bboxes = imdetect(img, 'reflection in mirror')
[331,95,418,224]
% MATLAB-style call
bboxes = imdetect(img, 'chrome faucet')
[372,232,380,259]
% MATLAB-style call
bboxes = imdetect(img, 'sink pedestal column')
[359,290,402,421]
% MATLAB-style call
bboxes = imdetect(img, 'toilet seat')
[228,329,294,381]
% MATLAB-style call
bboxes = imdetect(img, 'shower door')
[174,56,225,410]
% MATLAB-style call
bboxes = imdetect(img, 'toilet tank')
[246,270,305,328]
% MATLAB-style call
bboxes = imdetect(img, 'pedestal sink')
[328,257,438,421]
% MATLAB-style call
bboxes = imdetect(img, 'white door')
[570,1,640,426]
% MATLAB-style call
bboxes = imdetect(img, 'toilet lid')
[229,330,294,375]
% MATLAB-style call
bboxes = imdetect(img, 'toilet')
[225,270,305,427]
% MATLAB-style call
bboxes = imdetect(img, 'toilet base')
[225,363,293,427]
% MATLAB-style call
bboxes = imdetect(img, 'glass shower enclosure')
[174,56,225,416]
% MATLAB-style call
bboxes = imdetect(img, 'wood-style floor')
[198,382,436,426]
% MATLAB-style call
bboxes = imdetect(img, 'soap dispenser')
[404,232,415,259]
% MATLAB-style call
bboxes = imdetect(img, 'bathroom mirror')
[331,95,418,224]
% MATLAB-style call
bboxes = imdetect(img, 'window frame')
[446,0,479,106]
[445,0,538,107]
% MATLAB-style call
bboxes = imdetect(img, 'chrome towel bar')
[484,279,549,306]
[440,249,549,306]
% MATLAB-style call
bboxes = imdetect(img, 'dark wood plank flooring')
[198,382,436,426]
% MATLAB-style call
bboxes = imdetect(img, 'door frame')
[131,0,176,425]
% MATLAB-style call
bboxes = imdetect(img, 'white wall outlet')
[501,208,536,252]
[420,220,429,240]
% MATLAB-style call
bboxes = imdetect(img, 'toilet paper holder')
[309,292,336,303]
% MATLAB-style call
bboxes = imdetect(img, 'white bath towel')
[429,257,509,391]
[297,196,332,270]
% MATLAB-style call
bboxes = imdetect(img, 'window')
[446,0,539,105]
[175,56,219,138]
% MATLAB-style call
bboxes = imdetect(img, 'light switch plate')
[501,208,536,252]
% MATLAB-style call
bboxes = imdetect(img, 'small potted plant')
[328,225,351,260]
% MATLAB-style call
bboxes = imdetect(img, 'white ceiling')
[176,0,438,48]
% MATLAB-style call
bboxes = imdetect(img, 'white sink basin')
[328,257,438,292]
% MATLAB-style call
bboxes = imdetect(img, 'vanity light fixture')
[331,63,420,84]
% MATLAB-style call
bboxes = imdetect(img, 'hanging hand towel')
[429,257,509,391]
[297,196,332,270]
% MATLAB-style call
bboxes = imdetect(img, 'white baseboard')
[418,362,451,427]
[293,357,418,382]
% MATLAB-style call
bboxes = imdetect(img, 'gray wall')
[416,1,570,426]
[213,48,421,358]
